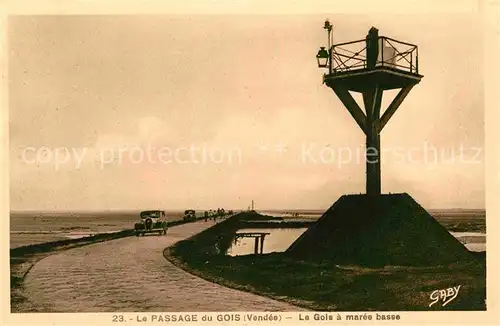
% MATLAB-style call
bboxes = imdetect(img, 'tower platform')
[322,33,423,92]
[324,65,423,92]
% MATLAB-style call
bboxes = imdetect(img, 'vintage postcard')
[1,0,499,325]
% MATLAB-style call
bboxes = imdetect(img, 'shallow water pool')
[227,228,486,256]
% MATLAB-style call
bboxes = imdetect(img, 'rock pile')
[286,193,474,266]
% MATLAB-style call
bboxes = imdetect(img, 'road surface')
[19,221,305,312]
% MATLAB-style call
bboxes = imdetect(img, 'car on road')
[134,210,168,236]
[184,209,196,222]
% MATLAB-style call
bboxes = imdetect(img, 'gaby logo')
[429,285,461,307]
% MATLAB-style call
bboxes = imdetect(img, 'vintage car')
[134,210,168,236]
[183,209,196,222]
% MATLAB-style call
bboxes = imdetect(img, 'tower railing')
[328,36,419,75]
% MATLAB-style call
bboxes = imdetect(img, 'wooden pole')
[362,86,383,196]
[254,237,259,255]
[260,235,265,254]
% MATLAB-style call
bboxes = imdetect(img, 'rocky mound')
[286,193,474,266]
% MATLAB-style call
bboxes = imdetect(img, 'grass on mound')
[166,212,486,311]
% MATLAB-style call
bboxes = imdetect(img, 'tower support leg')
[330,83,415,197]
[363,86,383,197]
[365,125,381,196]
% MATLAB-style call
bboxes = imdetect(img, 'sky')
[8,14,484,211]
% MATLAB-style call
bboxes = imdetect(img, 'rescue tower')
[286,21,473,266]
[316,21,423,196]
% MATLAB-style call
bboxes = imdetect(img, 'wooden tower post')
[318,24,423,196]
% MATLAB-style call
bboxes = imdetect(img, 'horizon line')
[9,207,487,213]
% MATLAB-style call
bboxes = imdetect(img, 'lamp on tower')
[316,46,329,68]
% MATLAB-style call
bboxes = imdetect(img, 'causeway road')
[18,221,305,312]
